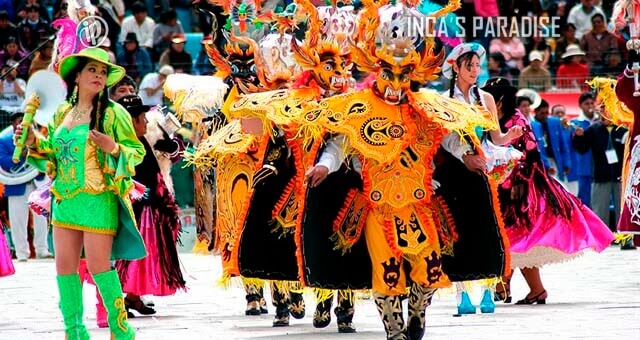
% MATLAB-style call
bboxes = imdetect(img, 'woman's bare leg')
[83,232,113,274]
[53,227,83,275]
[519,267,547,298]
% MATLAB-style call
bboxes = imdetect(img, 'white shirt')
[119,16,156,49]
[139,73,164,107]
[316,135,346,174]
[0,78,26,111]
[440,85,489,161]
[567,4,605,40]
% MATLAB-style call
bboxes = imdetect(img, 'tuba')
[0,126,39,185]
[1,71,65,185]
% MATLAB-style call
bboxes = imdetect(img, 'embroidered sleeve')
[104,105,145,181]
[27,104,68,174]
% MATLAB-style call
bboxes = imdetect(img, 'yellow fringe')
[614,233,633,244]
[217,274,232,289]
[314,288,335,304]
[241,277,266,291]
[288,281,305,294]
[216,275,246,290]
[338,289,355,304]
[355,289,372,301]
[191,238,211,255]
[271,280,305,295]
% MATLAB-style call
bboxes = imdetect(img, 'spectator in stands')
[0,0,13,22]
[120,2,156,52]
[572,108,626,232]
[0,10,17,50]
[525,32,551,69]
[0,37,29,80]
[580,13,618,75]
[567,0,605,40]
[601,48,624,78]
[0,111,50,261]
[551,104,568,121]
[546,0,571,28]
[554,23,579,69]
[488,52,510,80]
[139,64,174,107]
[552,104,580,195]
[103,0,125,22]
[159,33,193,74]
[52,0,69,20]
[16,3,50,54]
[0,63,26,112]
[109,75,138,101]
[94,1,121,57]
[502,0,543,19]
[517,96,534,117]
[152,9,184,61]
[519,50,553,92]
[556,44,589,91]
[568,92,598,206]
[16,0,51,23]
[195,35,215,75]
[117,33,153,84]
[490,35,526,72]
[144,0,170,18]
[531,99,573,185]
[28,38,53,76]
[98,37,116,63]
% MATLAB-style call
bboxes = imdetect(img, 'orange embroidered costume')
[227,1,498,338]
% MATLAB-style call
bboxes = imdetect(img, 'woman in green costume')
[16,47,146,340]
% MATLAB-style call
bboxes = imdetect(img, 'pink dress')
[499,110,614,268]
[0,225,14,277]
[116,138,186,296]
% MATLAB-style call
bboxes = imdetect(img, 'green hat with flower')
[58,47,125,87]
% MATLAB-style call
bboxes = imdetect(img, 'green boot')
[93,270,135,340]
[56,273,90,340]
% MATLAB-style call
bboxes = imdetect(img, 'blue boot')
[457,291,476,314]
[479,289,495,314]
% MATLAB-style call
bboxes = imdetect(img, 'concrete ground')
[0,246,638,339]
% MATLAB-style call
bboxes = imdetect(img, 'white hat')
[529,50,543,62]
[561,44,585,59]
[158,65,175,76]
[442,43,487,79]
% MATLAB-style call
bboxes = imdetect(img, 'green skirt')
[51,191,118,235]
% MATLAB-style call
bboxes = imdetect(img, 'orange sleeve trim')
[288,136,309,286]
